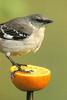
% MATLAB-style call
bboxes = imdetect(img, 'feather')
[0,25,30,40]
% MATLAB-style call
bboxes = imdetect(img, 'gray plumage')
[0,14,53,65]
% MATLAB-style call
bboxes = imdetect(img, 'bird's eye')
[35,18,43,23]
[31,15,45,23]
[36,18,42,22]
[31,16,42,22]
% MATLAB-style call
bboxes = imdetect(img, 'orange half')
[10,65,51,91]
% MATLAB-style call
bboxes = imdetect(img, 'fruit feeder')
[10,65,51,100]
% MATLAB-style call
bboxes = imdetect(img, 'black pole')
[26,91,33,100]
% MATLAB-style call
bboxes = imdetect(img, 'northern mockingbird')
[0,14,53,67]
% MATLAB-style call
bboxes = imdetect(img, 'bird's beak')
[43,19,53,24]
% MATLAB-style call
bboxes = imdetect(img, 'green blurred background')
[0,0,67,100]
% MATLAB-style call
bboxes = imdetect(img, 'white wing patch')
[4,34,13,39]
[1,25,13,39]
[0,25,29,40]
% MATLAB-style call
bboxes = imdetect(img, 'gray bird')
[0,14,53,67]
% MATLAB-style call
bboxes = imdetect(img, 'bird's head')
[26,14,53,27]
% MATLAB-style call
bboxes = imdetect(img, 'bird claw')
[11,67,33,78]
[11,63,33,78]
[12,62,27,67]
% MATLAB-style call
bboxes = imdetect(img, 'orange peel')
[10,65,51,91]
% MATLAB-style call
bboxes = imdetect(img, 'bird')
[0,14,53,68]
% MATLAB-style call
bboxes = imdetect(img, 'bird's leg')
[6,55,34,78]
[6,55,27,68]
[6,54,33,78]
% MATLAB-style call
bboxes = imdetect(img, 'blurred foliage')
[0,0,67,100]
[0,0,29,22]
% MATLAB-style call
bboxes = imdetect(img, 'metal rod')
[26,91,34,100]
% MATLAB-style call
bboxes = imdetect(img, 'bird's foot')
[12,62,28,72]
[12,62,27,67]
[12,61,26,69]
[11,63,33,78]
[11,66,33,78]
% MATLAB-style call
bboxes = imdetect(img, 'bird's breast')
[0,27,45,56]
[32,27,45,52]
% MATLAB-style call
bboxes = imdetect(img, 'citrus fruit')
[10,65,51,91]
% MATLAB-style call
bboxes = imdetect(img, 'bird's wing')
[0,19,33,40]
